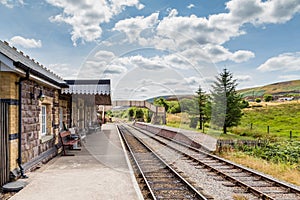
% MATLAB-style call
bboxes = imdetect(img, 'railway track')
[117,124,209,200]
[126,123,300,200]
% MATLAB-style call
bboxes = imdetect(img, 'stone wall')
[20,80,58,164]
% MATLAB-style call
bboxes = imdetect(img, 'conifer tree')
[210,68,242,134]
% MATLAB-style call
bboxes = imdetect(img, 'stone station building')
[0,40,111,187]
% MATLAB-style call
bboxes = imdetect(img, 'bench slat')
[59,130,81,156]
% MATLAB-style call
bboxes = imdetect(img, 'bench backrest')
[59,131,71,138]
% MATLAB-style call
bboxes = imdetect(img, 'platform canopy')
[62,80,111,105]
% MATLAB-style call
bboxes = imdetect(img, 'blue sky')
[1,0,300,100]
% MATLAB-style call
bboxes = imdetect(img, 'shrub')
[264,94,274,102]
[241,100,250,109]
[255,98,261,103]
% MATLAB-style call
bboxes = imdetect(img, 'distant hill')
[146,94,194,102]
[146,80,300,101]
[239,80,300,98]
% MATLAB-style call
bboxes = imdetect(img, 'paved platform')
[10,124,143,200]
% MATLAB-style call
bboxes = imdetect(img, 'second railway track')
[120,123,300,200]
[118,124,209,200]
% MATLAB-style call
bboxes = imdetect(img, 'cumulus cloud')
[9,36,42,48]
[257,52,300,72]
[47,0,143,46]
[103,65,127,75]
[187,4,195,9]
[202,44,255,63]
[112,0,300,65]
[0,0,24,8]
[113,12,160,43]
[119,55,167,70]
[278,74,300,80]
[236,74,252,82]
[48,63,77,78]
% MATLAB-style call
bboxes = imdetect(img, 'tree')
[135,108,144,121]
[128,107,135,120]
[264,94,273,102]
[179,98,197,115]
[154,97,169,112]
[195,85,206,130]
[210,68,243,134]
[240,99,249,109]
[167,101,181,114]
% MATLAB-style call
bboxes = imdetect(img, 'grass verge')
[221,151,300,186]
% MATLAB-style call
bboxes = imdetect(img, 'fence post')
[267,126,270,134]
[250,123,253,130]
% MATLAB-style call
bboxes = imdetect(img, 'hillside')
[239,79,300,98]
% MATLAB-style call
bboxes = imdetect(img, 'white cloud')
[231,50,255,63]
[112,0,300,65]
[103,65,127,75]
[236,74,252,82]
[278,74,300,80]
[0,0,24,8]
[125,55,167,70]
[9,36,42,48]
[187,4,195,9]
[257,52,300,72]
[47,0,143,46]
[94,50,116,62]
[113,12,160,43]
[48,63,77,78]
[203,44,255,63]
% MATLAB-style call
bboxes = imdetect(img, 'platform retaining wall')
[134,122,206,150]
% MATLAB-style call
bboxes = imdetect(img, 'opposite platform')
[10,124,143,200]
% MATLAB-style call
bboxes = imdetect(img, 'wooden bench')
[59,130,81,156]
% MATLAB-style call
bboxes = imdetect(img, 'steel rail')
[130,124,300,200]
[117,125,157,200]
[118,124,209,200]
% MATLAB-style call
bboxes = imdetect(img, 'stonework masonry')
[20,80,58,164]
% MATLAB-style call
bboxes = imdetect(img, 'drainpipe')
[16,70,30,178]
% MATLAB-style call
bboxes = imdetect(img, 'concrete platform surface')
[10,124,143,200]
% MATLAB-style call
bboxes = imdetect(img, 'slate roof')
[0,40,66,86]
[62,80,110,95]
[0,40,111,104]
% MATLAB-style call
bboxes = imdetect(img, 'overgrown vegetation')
[111,107,151,122]
[222,151,300,186]
[236,141,300,166]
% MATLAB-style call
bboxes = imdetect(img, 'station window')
[41,105,47,137]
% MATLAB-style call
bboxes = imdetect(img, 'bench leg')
[61,146,75,156]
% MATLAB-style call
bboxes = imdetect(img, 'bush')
[240,141,300,165]
[240,100,249,109]
[255,98,261,103]
[135,108,144,120]
[264,94,274,102]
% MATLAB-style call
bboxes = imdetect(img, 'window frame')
[41,105,47,137]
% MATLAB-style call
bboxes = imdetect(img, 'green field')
[232,102,300,140]
[165,101,300,141]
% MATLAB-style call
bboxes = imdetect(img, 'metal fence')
[0,102,9,187]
